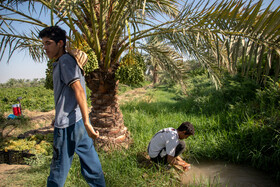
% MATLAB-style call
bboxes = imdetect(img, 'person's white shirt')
[148,128,179,158]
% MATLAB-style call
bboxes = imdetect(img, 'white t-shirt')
[148,128,179,158]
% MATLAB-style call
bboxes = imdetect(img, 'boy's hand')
[84,123,99,140]
[51,119,55,127]
[182,162,191,171]
[177,160,191,171]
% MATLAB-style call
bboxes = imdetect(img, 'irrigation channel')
[181,161,278,186]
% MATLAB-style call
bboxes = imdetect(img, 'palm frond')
[138,36,189,91]
[156,0,280,86]
[0,0,279,87]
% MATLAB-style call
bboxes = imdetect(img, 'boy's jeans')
[47,119,106,187]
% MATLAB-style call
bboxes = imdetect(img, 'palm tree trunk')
[153,62,159,85]
[85,69,130,151]
[274,56,280,82]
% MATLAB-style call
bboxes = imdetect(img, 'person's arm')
[176,156,184,162]
[71,80,99,140]
[167,155,190,171]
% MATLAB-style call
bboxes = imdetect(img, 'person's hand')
[51,119,55,127]
[84,123,99,140]
[182,162,191,171]
[178,160,191,171]
[183,165,191,171]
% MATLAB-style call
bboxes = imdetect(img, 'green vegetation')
[0,78,45,88]
[44,60,54,90]
[0,85,54,113]
[0,71,279,186]
[0,79,96,113]
[1,134,53,155]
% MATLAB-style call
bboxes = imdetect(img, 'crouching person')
[147,122,195,171]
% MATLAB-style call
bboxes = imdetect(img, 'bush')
[255,77,280,128]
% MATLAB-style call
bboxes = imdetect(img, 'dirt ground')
[0,86,151,184]
[0,164,30,184]
[0,110,55,185]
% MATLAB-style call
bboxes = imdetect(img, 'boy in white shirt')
[148,122,195,171]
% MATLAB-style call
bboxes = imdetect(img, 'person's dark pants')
[150,140,186,164]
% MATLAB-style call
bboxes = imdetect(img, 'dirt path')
[0,86,151,182]
[118,85,153,104]
[0,164,30,185]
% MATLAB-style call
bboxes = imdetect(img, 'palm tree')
[161,0,280,88]
[138,36,188,93]
[0,0,279,149]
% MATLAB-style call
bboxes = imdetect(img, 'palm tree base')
[94,127,132,151]
[86,70,133,151]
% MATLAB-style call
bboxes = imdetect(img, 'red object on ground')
[12,104,21,116]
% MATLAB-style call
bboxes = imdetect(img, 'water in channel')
[181,161,278,187]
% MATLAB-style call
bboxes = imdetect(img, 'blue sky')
[0,0,279,84]
[0,51,47,83]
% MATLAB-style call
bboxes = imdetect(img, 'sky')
[0,0,279,84]
[0,51,47,83]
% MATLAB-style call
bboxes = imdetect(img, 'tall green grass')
[1,73,279,186]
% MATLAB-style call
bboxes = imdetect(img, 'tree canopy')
[0,0,279,87]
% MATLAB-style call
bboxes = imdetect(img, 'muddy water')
[181,161,278,187]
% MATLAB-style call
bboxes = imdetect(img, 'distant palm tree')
[138,36,187,93]
[0,0,279,149]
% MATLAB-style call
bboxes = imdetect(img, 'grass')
[0,86,54,113]
[0,73,279,186]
